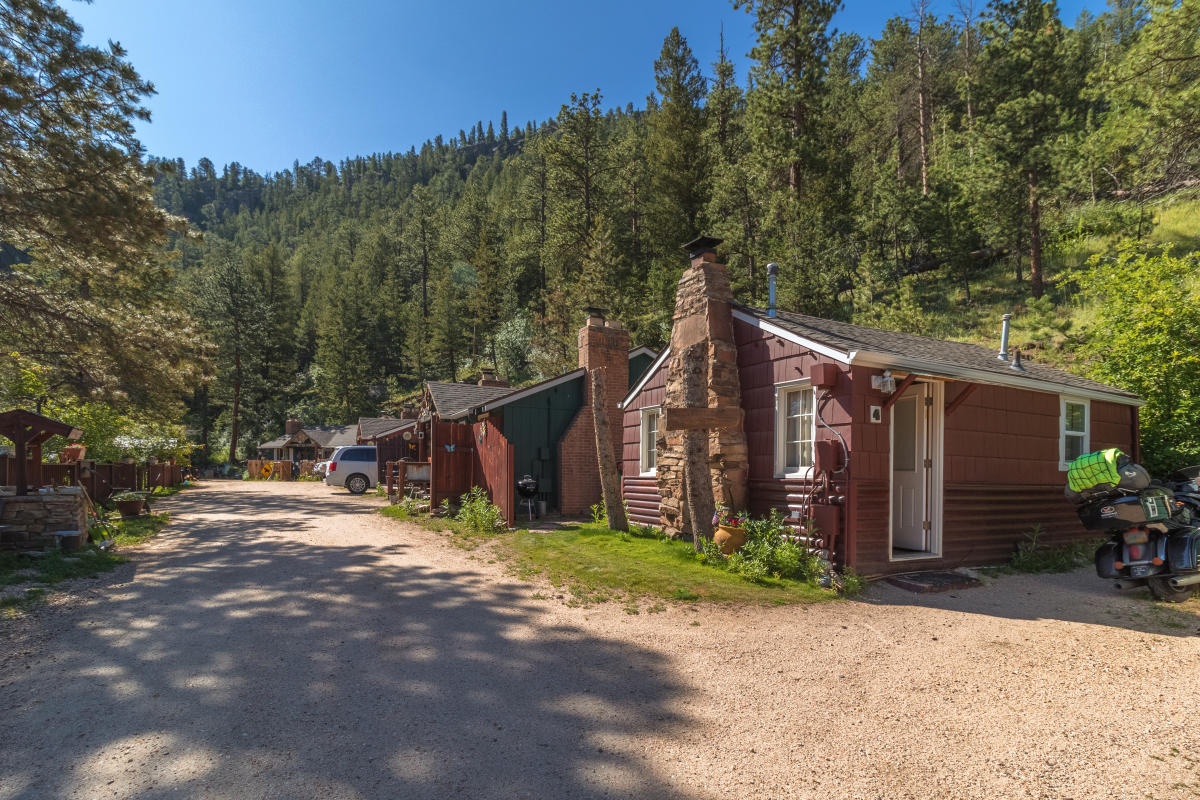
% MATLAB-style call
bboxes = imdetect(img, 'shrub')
[455,486,507,534]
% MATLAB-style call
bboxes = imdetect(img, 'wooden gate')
[473,420,514,526]
[430,422,476,508]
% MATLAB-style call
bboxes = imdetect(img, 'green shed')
[471,368,587,511]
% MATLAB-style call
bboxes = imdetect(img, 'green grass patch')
[379,504,498,550]
[109,512,171,547]
[0,512,171,618]
[500,522,835,606]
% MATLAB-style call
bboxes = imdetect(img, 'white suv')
[323,446,377,494]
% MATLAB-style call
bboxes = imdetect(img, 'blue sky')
[71,0,1098,174]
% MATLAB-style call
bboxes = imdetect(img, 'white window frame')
[1059,396,1090,470]
[774,379,816,478]
[639,406,661,476]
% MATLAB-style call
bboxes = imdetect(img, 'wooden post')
[679,343,714,551]
[590,368,628,531]
[13,427,27,495]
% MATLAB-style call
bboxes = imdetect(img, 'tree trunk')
[1028,171,1044,299]
[916,4,931,196]
[590,368,628,532]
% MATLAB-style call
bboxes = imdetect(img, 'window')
[1060,397,1089,469]
[775,382,815,476]
[640,408,660,475]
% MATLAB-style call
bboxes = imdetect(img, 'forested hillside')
[161,0,1198,463]
[3,0,1197,468]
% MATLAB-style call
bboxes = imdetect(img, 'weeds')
[1008,525,1099,573]
[455,487,507,534]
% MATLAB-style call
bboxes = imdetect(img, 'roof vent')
[767,262,779,318]
[1010,349,1026,372]
[997,313,1012,361]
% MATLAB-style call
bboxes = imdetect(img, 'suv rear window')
[339,447,375,461]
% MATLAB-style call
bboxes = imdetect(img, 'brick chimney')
[478,367,508,388]
[578,307,629,465]
[657,236,749,539]
[285,418,303,436]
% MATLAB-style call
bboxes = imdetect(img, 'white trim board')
[732,308,1141,408]
[619,348,671,409]
[731,309,855,363]
[628,346,658,361]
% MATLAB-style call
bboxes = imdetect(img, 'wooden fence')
[0,457,182,501]
[473,420,514,526]
[244,460,320,481]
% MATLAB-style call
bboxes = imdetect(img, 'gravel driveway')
[2,480,1198,800]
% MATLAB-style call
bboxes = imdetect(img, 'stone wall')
[0,490,87,550]
[656,244,749,539]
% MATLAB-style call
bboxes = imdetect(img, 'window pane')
[786,442,799,470]
[1066,433,1085,461]
[1066,402,1086,433]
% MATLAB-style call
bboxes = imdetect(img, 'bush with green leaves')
[699,509,824,584]
[1061,244,1200,474]
[455,486,507,534]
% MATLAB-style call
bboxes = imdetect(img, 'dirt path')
[1,480,1198,800]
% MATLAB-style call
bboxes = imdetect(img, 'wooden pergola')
[0,409,82,496]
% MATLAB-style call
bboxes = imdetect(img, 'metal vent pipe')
[997,313,1012,361]
[767,263,779,318]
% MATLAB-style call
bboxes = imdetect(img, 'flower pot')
[714,524,746,555]
[116,499,144,518]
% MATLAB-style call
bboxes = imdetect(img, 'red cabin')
[620,240,1140,576]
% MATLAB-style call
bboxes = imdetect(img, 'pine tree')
[646,27,708,242]
[975,0,1081,298]
[193,246,268,462]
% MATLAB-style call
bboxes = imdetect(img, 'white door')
[891,386,928,551]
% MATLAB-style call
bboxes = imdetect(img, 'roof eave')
[619,348,672,409]
[476,368,586,414]
[848,350,1144,407]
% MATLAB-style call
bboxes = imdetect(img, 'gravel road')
[2,480,1198,800]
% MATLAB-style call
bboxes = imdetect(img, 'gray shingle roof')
[258,435,290,450]
[302,425,357,448]
[741,306,1140,403]
[426,382,515,420]
[357,417,406,440]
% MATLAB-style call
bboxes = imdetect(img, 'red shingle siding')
[734,318,852,519]
[850,380,1138,576]
[620,362,666,526]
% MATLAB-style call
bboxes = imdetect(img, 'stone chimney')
[578,307,630,465]
[656,236,749,539]
[285,418,303,436]
[478,367,508,388]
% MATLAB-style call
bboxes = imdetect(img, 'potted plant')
[712,506,747,554]
[111,491,147,518]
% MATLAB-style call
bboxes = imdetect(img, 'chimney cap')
[682,235,723,260]
[767,262,779,275]
[583,305,607,319]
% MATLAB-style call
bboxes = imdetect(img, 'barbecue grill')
[516,474,539,521]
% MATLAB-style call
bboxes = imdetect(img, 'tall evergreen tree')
[975,0,1080,298]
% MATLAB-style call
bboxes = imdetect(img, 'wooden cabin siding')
[473,420,515,526]
[499,375,585,511]
[850,380,1138,576]
[620,363,667,525]
[733,318,852,520]
[623,476,662,527]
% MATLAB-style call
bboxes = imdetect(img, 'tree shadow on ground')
[860,566,1200,638]
[0,485,699,800]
